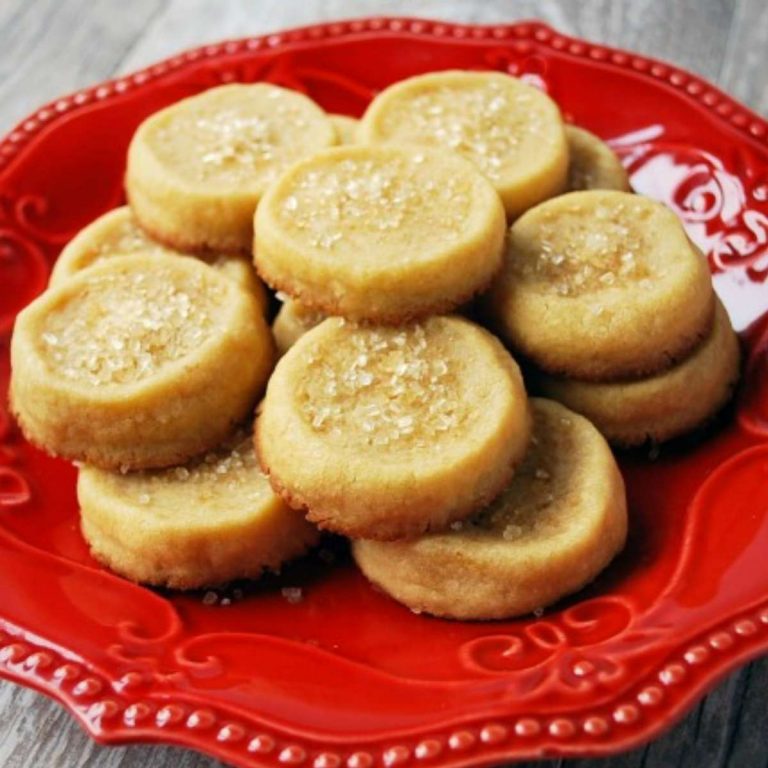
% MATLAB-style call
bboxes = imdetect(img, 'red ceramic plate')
[1,17,767,767]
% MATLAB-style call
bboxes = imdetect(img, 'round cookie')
[330,114,359,144]
[352,398,627,620]
[272,299,325,356]
[79,430,319,589]
[565,125,630,192]
[358,70,568,218]
[257,316,531,540]
[254,145,506,322]
[126,83,337,254]
[485,190,715,380]
[11,254,274,470]
[49,206,269,314]
[536,299,740,446]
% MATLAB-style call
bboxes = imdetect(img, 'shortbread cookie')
[79,430,319,589]
[272,299,325,356]
[485,190,715,380]
[126,83,337,253]
[352,398,627,619]
[566,126,630,192]
[254,145,506,322]
[49,206,268,313]
[330,114,359,144]
[257,316,531,540]
[11,254,274,469]
[358,70,568,218]
[537,299,740,446]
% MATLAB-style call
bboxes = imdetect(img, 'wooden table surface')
[1,1,767,766]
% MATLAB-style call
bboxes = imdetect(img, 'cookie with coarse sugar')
[126,83,337,254]
[49,205,268,314]
[537,299,740,446]
[485,190,715,380]
[358,70,568,218]
[257,316,531,540]
[352,398,627,620]
[79,430,319,590]
[11,254,274,470]
[254,144,506,323]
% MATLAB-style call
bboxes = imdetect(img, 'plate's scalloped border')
[1,602,768,765]
[1,16,768,767]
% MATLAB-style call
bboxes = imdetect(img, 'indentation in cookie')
[512,200,655,297]
[39,266,224,386]
[148,85,333,188]
[297,322,461,447]
[374,78,542,181]
[278,153,472,250]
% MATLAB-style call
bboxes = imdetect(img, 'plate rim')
[1,15,767,173]
[1,15,767,768]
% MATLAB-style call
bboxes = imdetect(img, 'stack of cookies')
[484,189,741,446]
[252,72,629,619]
[8,69,738,620]
[9,82,346,589]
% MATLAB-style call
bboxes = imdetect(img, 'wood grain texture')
[0,0,766,767]
[720,0,768,116]
[114,0,735,85]
[0,0,166,135]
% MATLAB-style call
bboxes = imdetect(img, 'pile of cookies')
[485,189,740,446]
[8,70,738,619]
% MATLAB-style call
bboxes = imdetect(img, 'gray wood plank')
[724,657,768,767]
[0,685,226,768]
[0,0,166,135]
[115,0,736,94]
[719,0,768,116]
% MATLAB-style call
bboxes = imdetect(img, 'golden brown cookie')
[49,206,269,313]
[536,299,740,445]
[254,144,506,322]
[358,70,568,218]
[565,125,630,192]
[257,316,531,540]
[11,254,274,469]
[485,190,715,380]
[79,430,318,589]
[126,84,337,253]
[352,398,627,619]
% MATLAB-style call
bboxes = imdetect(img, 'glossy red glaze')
[1,17,767,766]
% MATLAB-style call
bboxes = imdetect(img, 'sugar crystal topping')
[298,321,463,448]
[377,78,548,180]
[471,406,578,540]
[116,432,272,508]
[278,153,473,252]
[195,111,277,176]
[512,201,654,297]
[41,264,225,386]
[152,87,331,186]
